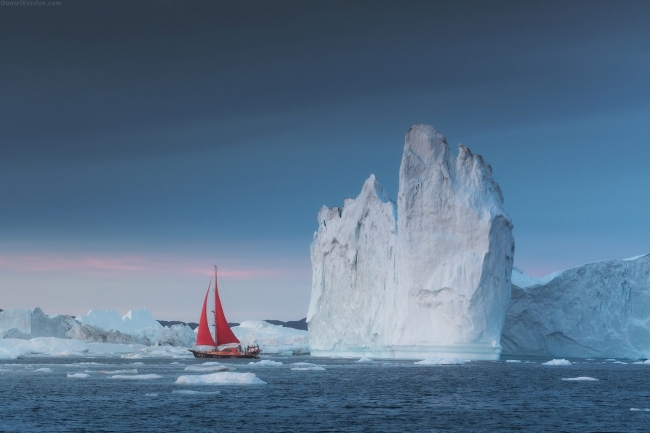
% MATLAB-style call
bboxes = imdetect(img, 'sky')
[1,1,649,321]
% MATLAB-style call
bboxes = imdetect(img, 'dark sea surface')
[1,356,650,432]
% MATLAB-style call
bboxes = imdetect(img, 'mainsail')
[194,266,240,347]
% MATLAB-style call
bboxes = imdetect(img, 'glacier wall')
[502,254,650,359]
[308,124,515,360]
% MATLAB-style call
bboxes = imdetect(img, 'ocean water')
[1,356,650,432]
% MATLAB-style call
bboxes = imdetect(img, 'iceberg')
[502,255,650,359]
[0,308,78,339]
[231,320,309,355]
[308,124,514,360]
[175,372,266,385]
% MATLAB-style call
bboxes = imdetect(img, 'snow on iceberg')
[308,124,514,360]
[542,359,572,366]
[175,372,266,385]
[231,321,308,355]
[502,255,650,359]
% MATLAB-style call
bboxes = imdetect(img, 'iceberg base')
[310,343,501,361]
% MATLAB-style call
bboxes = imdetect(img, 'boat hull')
[188,349,259,359]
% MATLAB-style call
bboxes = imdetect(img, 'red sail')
[195,282,217,347]
[214,274,240,346]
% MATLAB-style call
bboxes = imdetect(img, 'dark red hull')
[188,349,260,359]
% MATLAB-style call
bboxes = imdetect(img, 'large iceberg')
[0,308,77,339]
[502,254,650,359]
[232,320,309,355]
[308,124,514,360]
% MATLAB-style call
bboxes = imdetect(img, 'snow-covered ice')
[109,374,162,380]
[247,360,283,367]
[172,390,220,395]
[414,358,466,365]
[502,255,650,359]
[34,368,52,373]
[183,365,230,372]
[175,372,266,385]
[67,373,89,378]
[542,359,572,366]
[308,125,514,360]
[562,377,598,381]
[98,369,138,374]
[505,360,521,363]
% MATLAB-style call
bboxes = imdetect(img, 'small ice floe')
[613,361,627,364]
[121,353,143,359]
[109,374,162,380]
[561,377,599,381]
[98,369,138,375]
[170,362,180,365]
[248,360,283,367]
[633,360,650,364]
[414,358,466,365]
[145,393,158,397]
[172,390,220,395]
[175,372,266,385]
[183,365,230,372]
[356,357,373,363]
[291,367,326,371]
[542,359,572,366]
[604,358,616,362]
[34,368,52,373]
[67,373,89,378]
[505,360,521,363]
[630,408,650,412]
[131,362,144,365]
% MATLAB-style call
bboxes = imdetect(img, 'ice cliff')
[502,254,650,359]
[308,124,514,360]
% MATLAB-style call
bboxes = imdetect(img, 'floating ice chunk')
[172,390,221,395]
[248,360,283,367]
[121,353,143,359]
[131,362,144,365]
[35,368,52,373]
[415,358,466,365]
[356,357,373,363]
[630,408,650,412]
[109,374,162,380]
[175,372,266,385]
[170,362,180,365]
[67,373,89,378]
[145,393,158,397]
[542,359,572,366]
[98,369,138,374]
[291,366,326,371]
[505,360,521,363]
[613,361,627,364]
[231,320,309,356]
[291,362,318,367]
[633,360,650,364]
[183,365,230,372]
[562,377,599,381]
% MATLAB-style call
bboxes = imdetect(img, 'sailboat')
[188,265,261,359]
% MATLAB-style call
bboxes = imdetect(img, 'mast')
[213,265,218,346]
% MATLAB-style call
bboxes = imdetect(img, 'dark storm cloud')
[2,0,649,164]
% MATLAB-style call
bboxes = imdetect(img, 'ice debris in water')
[248,360,283,367]
[175,372,266,385]
[67,373,89,378]
[561,377,599,381]
[542,359,572,366]
[173,390,221,395]
[109,374,162,380]
[630,408,650,412]
[35,368,52,373]
[414,358,466,365]
[291,366,326,371]
[98,369,138,374]
[505,360,521,363]
[145,393,158,397]
[356,357,374,363]
[183,365,230,372]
